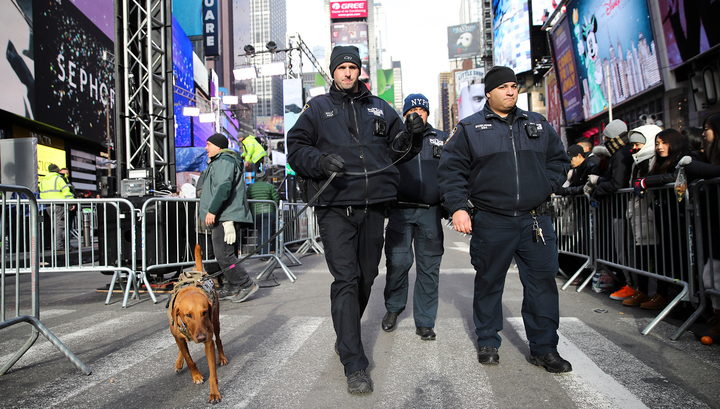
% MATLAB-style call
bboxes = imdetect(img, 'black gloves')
[405,112,425,148]
[319,153,345,177]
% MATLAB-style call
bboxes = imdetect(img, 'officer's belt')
[530,201,552,217]
[396,201,431,209]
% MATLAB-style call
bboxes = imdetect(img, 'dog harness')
[167,271,217,340]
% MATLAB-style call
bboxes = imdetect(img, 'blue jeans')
[254,212,276,254]
[384,206,444,328]
[470,210,560,356]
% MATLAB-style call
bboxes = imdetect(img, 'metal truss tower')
[114,0,175,191]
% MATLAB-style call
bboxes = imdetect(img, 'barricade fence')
[0,184,90,375]
[282,202,323,259]
[551,194,596,291]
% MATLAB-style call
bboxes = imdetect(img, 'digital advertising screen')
[331,22,370,80]
[492,0,532,73]
[531,0,559,26]
[33,0,116,144]
[658,0,719,70]
[566,0,661,118]
[377,69,395,108]
[173,16,194,148]
[330,0,367,19]
[447,23,482,60]
[544,66,563,132]
[550,16,583,124]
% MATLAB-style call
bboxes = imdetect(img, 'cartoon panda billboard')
[447,23,481,59]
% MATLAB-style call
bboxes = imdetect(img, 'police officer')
[287,45,424,394]
[438,66,572,373]
[382,93,448,342]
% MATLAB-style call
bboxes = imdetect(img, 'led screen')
[493,0,532,73]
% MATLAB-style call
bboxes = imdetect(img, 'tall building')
[459,0,493,66]
[392,60,403,116]
[438,72,453,132]
[234,0,287,125]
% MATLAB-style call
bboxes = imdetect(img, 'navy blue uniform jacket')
[396,124,448,205]
[287,85,413,206]
[438,105,569,217]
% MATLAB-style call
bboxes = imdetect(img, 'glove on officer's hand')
[405,113,425,149]
[319,153,345,178]
[676,155,693,169]
[222,221,236,244]
[633,178,646,198]
[587,174,600,185]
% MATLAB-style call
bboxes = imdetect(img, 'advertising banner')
[658,0,720,70]
[283,78,303,141]
[203,0,219,56]
[34,0,115,144]
[447,23,481,60]
[330,0,367,19]
[455,68,486,120]
[550,17,583,125]
[493,0,532,73]
[0,0,34,119]
[173,16,195,148]
[331,22,370,80]
[377,69,395,108]
[544,67,563,132]
[566,0,661,118]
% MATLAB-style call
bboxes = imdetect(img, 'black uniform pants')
[315,204,385,376]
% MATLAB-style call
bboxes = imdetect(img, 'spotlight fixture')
[199,113,215,123]
[243,44,255,55]
[182,106,200,117]
[222,95,239,105]
[233,66,258,80]
[242,94,259,104]
[266,41,277,52]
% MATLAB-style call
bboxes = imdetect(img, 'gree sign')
[203,0,219,56]
[330,0,367,19]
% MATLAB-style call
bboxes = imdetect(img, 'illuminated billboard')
[377,69,395,108]
[173,16,194,148]
[330,0,368,19]
[447,23,482,60]
[331,22,370,80]
[493,0,532,73]
[550,16,583,124]
[566,0,661,118]
[531,0,559,26]
[658,0,719,70]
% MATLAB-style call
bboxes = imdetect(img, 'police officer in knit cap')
[287,45,425,394]
[438,66,573,372]
[381,93,448,342]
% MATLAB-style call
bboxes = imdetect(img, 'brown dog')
[168,244,228,404]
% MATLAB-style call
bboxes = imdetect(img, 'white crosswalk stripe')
[508,317,711,409]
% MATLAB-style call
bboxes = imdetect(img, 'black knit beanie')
[484,66,518,93]
[207,133,228,150]
[329,46,361,75]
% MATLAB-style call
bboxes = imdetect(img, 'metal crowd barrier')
[281,202,323,263]
[0,184,90,375]
[591,185,694,339]
[679,178,720,335]
[139,198,296,285]
[551,194,597,291]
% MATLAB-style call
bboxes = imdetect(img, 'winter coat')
[198,149,253,224]
[395,123,448,205]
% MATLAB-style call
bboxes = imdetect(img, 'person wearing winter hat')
[198,133,258,303]
[438,65,573,373]
[382,93,448,342]
[588,119,632,197]
[39,163,75,250]
[287,45,425,395]
[555,144,600,196]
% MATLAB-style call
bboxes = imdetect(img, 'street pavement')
[1,225,719,408]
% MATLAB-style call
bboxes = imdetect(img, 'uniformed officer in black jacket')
[381,93,448,342]
[438,66,573,373]
[287,45,424,394]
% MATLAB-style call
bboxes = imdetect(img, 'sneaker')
[529,352,572,373]
[640,294,670,310]
[231,282,259,303]
[477,346,499,365]
[346,369,373,394]
[610,285,636,300]
[217,284,242,300]
[622,291,650,307]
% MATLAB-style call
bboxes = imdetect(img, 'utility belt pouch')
[531,200,552,216]
[467,199,478,218]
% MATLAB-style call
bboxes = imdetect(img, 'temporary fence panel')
[0,184,90,375]
[593,185,693,338]
[680,178,720,337]
[552,194,597,291]
[282,202,323,260]
[243,200,296,282]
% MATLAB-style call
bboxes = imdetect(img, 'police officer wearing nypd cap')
[381,93,448,342]
[438,66,572,372]
[287,45,424,394]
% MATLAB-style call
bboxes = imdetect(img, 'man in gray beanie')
[287,45,425,394]
[439,66,573,373]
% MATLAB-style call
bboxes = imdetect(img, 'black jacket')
[395,124,448,205]
[438,105,569,217]
[594,144,633,197]
[287,84,414,206]
[556,157,600,196]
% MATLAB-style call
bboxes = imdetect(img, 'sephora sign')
[330,0,367,19]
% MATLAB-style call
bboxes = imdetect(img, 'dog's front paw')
[208,393,221,404]
[192,373,205,384]
[219,356,228,366]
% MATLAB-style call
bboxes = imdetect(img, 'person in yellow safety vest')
[39,163,74,250]
[238,134,267,174]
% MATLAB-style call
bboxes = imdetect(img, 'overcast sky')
[287,0,463,125]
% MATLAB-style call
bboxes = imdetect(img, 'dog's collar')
[167,271,217,341]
